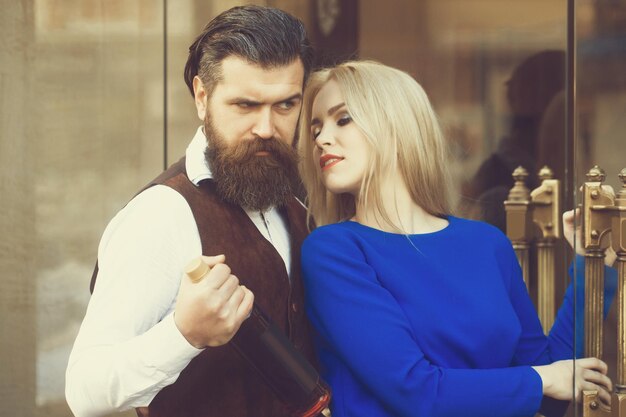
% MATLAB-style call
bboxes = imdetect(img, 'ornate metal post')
[583,166,613,360]
[505,166,532,289]
[581,166,626,417]
[531,166,561,334]
[613,169,626,415]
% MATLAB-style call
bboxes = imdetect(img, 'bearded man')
[66,6,316,417]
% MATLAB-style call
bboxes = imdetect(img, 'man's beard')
[204,114,300,212]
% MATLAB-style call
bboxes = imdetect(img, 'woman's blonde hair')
[298,60,452,230]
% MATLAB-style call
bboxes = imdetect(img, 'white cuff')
[130,312,204,376]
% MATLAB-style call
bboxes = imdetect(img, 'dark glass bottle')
[186,258,332,417]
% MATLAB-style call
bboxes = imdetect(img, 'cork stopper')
[185,257,209,283]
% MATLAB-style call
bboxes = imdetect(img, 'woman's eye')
[312,128,321,139]
[337,115,352,126]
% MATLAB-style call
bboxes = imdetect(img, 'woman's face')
[310,79,371,197]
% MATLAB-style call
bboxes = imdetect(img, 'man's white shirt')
[65,127,292,417]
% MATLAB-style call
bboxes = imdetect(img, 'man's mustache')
[220,137,296,163]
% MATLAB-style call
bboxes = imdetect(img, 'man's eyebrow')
[231,97,261,104]
[230,93,302,105]
[277,93,303,103]
[311,102,346,126]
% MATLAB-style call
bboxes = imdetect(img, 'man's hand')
[533,357,612,406]
[174,254,254,348]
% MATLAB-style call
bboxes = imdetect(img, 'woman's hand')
[532,357,612,405]
[562,209,616,267]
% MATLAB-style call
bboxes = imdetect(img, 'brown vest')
[92,158,317,417]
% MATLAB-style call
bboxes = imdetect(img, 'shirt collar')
[185,126,213,185]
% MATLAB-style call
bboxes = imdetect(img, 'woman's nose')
[314,128,334,148]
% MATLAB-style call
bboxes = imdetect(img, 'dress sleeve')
[301,228,544,417]
[506,243,618,365]
[65,186,203,417]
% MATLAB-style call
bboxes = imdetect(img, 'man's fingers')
[215,273,239,296]
[236,287,255,320]
[228,285,246,307]
[203,263,233,289]
[202,254,226,267]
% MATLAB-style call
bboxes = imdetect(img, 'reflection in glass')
[573,1,626,415]
[463,50,566,232]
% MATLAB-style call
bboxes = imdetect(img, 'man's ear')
[193,76,207,120]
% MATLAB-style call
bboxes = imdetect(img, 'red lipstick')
[319,154,343,171]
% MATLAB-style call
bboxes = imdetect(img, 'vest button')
[291,302,298,313]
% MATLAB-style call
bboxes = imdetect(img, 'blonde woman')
[298,60,613,417]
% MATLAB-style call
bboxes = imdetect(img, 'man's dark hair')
[184,5,313,97]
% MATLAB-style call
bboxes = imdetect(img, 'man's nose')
[251,108,276,140]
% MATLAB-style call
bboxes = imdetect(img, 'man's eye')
[337,115,352,126]
[237,102,255,108]
[277,101,295,110]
